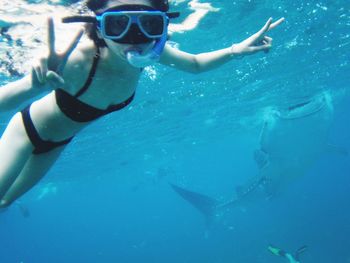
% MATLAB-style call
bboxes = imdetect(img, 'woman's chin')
[123,42,155,55]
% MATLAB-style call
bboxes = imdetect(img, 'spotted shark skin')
[170,92,345,219]
[252,92,335,195]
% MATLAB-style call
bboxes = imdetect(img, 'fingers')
[247,17,283,46]
[47,17,55,55]
[31,67,65,90]
[250,42,272,54]
[263,36,272,45]
[62,28,84,62]
[259,17,273,35]
[262,36,272,53]
[243,35,272,55]
[237,17,283,56]
[33,65,43,84]
[32,57,48,84]
[32,57,64,87]
[46,20,84,73]
[244,18,272,46]
[31,67,41,88]
[268,17,285,31]
[46,71,65,86]
[40,57,48,78]
[57,28,84,73]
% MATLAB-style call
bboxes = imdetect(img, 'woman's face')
[104,38,155,61]
[98,1,160,59]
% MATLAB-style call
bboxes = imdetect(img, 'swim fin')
[294,245,307,260]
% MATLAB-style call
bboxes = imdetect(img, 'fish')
[227,92,346,201]
[170,92,347,220]
[251,92,342,195]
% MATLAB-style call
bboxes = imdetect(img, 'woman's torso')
[29,41,141,141]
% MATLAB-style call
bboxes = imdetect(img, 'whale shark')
[249,92,345,195]
[170,92,347,219]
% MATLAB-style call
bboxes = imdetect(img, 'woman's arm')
[0,76,39,111]
[160,17,284,73]
[159,44,233,73]
[0,18,83,112]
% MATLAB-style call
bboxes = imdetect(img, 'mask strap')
[62,16,97,24]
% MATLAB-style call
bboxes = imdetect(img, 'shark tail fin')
[294,245,307,261]
[169,183,219,224]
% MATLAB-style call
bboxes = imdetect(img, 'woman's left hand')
[231,17,285,58]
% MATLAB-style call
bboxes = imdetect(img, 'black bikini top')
[55,46,135,123]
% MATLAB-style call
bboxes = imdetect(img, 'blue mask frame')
[96,11,168,40]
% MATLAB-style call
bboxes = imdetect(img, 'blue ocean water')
[0,0,349,262]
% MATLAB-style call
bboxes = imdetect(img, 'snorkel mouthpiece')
[126,29,167,68]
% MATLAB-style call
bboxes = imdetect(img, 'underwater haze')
[0,0,350,262]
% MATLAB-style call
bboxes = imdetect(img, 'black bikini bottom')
[21,105,73,155]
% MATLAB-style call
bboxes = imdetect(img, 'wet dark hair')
[86,0,169,13]
[84,0,169,47]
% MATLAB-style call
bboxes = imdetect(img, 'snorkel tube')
[126,27,167,68]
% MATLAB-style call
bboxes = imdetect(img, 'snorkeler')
[0,0,219,76]
[268,244,308,263]
[0,0,284,208]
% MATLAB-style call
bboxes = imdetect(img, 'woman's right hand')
[31,17,84,90]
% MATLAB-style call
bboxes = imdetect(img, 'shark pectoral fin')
[325,144,349,156]
[254,149,269,169]
[294,245,308,261]
[15,201,30,218]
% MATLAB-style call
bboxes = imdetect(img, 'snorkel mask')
[63,3,179,68]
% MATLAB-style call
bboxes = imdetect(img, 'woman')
[0,0,284,208]
[0,0,217,76]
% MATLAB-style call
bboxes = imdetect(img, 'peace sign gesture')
[31,17,84,90]
[231,17,285,57]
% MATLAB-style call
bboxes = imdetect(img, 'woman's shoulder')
[62,40,97,90]
[67,40,96,65]
[63,40,97,73]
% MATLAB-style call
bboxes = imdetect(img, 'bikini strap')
[74,45,101,98]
